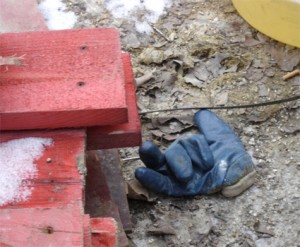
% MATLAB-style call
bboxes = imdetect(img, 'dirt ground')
[64,0,300,246]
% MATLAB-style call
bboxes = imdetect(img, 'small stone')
[46,158,52,163]
[148,238,155,243]
[258,84,269,97]
[243,126,257,136]
[249,138,256,145]
[264,68,275,77]
[123,33,141,49]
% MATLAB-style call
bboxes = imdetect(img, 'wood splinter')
[282,69,300,81]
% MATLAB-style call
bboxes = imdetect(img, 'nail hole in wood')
[77,81,85,87]
[44,226,54,234]
[80,45,88,51]
[80,45,88,50]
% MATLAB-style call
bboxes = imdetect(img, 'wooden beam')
[87,53,141,149]
[85,151,129,246]
[0,28,128,130]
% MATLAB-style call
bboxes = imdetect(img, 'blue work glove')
[135,110,256,197]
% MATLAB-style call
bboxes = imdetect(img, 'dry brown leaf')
[206,53,230,77]
[254,220,275,237]
[163,134,180,142]
[243,36,261,47]
[147,224,176,236]
[214,91,228,106]
[139,48,165,65]
[184,61,211,88]
[151,129,165,138]
[269,45,300,71]
[246,67,264,81]
[159,71,177,90]
[126,179,157,201]
[158,120,185,134]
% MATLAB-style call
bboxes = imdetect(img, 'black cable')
[139,94,300,115]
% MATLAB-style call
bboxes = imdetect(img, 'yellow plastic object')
[232,0,300,48]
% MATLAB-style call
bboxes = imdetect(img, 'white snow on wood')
[38,0,77,30]
[0,137,53,206]
[105,0,172,33]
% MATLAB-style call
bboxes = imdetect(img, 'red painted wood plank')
[0,28,128,130]
[0,4,86,247]
[0,0,47,32]
[0,129,86,209]
[0,207,84,247]
[86,53,141,149]
[90,218,118,247]
[84,214,92,247]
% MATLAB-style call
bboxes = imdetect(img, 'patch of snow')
[248,149,258,166]
[135,21,152,34]
[219,160,228,173]
[105,0,172,33]
[0,138,53,206]
[38,0,77,30]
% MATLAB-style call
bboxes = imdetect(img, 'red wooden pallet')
[0,28,128,130]
[87,53,141,149]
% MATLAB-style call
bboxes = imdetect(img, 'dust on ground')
[64,0,300,246]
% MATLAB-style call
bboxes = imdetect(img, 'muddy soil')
[64,0,300,246]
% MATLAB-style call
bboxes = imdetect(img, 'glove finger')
[178,134,214,172]
[194,159,228,195]
[194,110,240,146]
[135,167,187,196]
[165,142,193,182]
[139,141,168,174]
